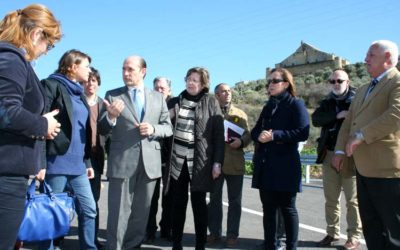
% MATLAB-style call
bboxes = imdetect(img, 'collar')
[375,67,395,82]
[84,94,98,106]
[128,86,144,92]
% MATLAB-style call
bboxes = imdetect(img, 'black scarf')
[266,90,290,116]
[181,89,207,103]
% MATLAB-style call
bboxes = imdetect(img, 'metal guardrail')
[300,155,319,184]
[244,153,319,184]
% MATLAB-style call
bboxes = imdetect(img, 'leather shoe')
[317,235,339,247]
[206,234,221,245]
[226,237,238,248]
[344,239,360,250]
[95,240,105,250]
[144,234,155,244]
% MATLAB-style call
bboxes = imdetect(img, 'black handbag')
[17,180,75,241]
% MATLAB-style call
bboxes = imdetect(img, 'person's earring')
[32,39,38,46]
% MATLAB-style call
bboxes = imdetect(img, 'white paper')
[224,120,245,142]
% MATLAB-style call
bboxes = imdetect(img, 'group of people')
[1,3,400,250]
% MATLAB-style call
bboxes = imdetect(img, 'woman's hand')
[43,109,61,139]
[87,167,95,179]
[212,163,221,179]
[258,129,273,143]
[35,169,46,181]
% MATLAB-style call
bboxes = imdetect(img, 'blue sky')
[2,0,399,97]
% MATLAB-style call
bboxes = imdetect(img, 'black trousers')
[146,177,160,237]
[89,168,102,242]
[0,175,28,250]
[146,167,173,237]
[357,172,400,250]
[171,163,207,249]
[259,189,298,250]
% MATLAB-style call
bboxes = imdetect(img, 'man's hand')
[228,137,242,149]
[136,122,155,137]
[35,169,46,181]
[104,99,125,121]
[346,137,363,157]
[336,110,348,120]
[87,167,95,179]
[43,109,61,139]
[258,129,273,143]
[331,154,344,173]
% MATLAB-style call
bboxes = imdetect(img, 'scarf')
[49,73,83,96]
[181,89,207,102]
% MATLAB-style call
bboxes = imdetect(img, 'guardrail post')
[305,165,310,184]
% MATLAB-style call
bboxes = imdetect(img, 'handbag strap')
[27,179,55,200]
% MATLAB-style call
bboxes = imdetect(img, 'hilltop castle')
[267,41,350,77]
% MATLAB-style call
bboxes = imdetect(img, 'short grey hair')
[153,76,171,88]
[214,83,229,94]
[371,40,399,66]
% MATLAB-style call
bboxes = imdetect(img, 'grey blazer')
[98,86,173,179]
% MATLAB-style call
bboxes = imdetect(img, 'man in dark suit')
[333,40,400,250]
[145,76,173,242]
[98,56,173,249]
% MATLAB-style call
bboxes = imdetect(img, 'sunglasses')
[328,79,346,84]
[267,78,285,85]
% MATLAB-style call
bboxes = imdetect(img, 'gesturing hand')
[104,99,125,120]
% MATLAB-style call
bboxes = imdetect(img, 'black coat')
[311,88,355,163]
[165,92,225,192]
[251,92,309,192]
[41,77,92,169]
[0,42,47,175]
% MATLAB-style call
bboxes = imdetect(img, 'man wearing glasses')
[312,69,362,250]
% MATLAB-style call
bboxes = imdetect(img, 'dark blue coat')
[0,42,47,175]
[251,92,309,192]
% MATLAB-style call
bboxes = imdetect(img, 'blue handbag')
[17,180,75,242]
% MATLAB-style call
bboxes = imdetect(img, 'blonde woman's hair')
[0,4,62,61]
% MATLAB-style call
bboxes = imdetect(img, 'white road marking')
[223,201,366,245]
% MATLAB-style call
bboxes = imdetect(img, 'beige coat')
[222,105,251,175]
[335,68,400,178]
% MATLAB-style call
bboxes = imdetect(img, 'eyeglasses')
[185,77,201,84]
[267,78,284,85]
[328,79,346,84]
[42,32,55,51]
[46,43,55,51]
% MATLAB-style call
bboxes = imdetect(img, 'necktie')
[366,79,379,97]
[133,88,144,121]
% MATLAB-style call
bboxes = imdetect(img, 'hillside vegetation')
[230,63,370,151]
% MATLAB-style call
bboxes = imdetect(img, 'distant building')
[267,41,350,77]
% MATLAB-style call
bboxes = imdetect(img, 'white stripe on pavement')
[221,201,366,245]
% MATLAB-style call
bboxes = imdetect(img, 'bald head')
[122,55,147,87]
[328,69,350,96]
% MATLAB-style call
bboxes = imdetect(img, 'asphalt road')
[22,176,367,250]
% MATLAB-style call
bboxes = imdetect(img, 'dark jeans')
[259,190,298,250]
[0,175,28,250]
[171,164,207,249]
[208,173,243,238]
[90,168,102,242]
[357,172,400,250]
